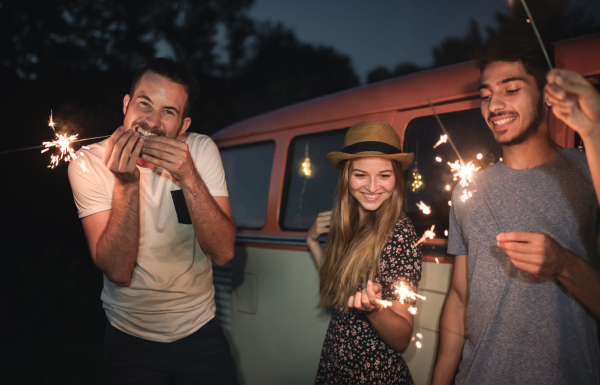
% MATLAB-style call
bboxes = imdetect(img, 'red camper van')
[211,33,600,385]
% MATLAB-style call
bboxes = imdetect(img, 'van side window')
[220,141,275,229]
[403,109,502,237]
[280,129,347,231]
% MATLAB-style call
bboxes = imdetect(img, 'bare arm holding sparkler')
[140,136,236,266]
[82,127,144,287]
[347,280,414,352]
[497,232,600,318]
[306,211,332,268]
[432,254,469,385]
[546,69,600,203]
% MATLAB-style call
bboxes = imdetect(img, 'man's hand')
[102,126,144,184]
[546,69,600,140]
[141,136,196,183]
[347,280,385,312]
[496,231,572,278]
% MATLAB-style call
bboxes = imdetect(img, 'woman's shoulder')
[393,212,416,234]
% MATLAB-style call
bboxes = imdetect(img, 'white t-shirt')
[68,133,228,342]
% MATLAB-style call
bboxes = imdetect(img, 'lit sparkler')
[395,281,426,304]
[414,225,435,247]
[375,299,393,308]
[433,135,447,148]
[448,160,480,187]
[416,201,431,215]
[42,132,80,169]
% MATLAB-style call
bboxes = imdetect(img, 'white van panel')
[219,246,452,384]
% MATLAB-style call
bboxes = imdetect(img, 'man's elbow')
[211,249,235,266]
[104,269,134,287]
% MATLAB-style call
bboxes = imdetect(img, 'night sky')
[249,0,600,80]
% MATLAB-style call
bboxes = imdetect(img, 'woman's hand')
[306,211,332,269]
[347,280,384,312]
[306,210,332,242]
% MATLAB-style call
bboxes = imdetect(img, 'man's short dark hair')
[130,58,200,118]
[473,37,555,93]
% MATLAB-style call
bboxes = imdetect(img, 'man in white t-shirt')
[68,58,238,384]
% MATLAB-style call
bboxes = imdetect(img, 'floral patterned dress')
[315,213,423,384]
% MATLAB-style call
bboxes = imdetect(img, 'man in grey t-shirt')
[432,38,600,384]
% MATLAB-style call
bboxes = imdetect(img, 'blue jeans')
[104,318,239,385]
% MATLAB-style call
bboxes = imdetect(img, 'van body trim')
[235,233,452,260]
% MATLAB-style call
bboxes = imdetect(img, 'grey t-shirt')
[448,148,600,385]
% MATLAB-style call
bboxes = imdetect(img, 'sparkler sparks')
[395,281,426,305]
[435,157,442,162]
[80,160,89,173]
[448,160,480,187]
[433,135,447,148]
[375,299,393,308]
[42,132,80,169]
[414,225,435,247]
[416,201,431,215]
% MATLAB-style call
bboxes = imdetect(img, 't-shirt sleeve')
[192,136,228,197]
[380,215,423,302]
[447,191,467,256]
[67,151,113,219]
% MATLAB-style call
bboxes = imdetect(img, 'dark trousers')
[104,318,239,385]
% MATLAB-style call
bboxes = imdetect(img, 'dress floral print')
[315,213,423,384]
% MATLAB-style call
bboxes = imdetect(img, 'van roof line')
[213,33,600,144]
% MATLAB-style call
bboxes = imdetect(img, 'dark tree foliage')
[366,0,600,84]
[367,62,423,84]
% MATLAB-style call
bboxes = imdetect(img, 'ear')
[179,117,192,136]
[123,94,131,115]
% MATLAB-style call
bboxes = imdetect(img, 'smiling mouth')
[362,193,381,201]
[492,116,517,126]
[135,126,159,138]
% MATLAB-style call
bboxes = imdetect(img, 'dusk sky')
[249,0,600,81]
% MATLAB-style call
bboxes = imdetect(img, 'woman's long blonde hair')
[318,158,406,309]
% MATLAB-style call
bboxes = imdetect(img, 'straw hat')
[327,121,414,170]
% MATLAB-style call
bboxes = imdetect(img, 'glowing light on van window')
[435,257,439,264]
[416,201,431,215]
[411,172,423,191]
[448,200,452,206]
[433,135,447,148]
[444,230,449,236]
[300,158,312,177]
[299,142,313,178]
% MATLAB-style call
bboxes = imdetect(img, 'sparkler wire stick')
[0,135,111,155]
[426,96,503,233]
[519,0,553,71]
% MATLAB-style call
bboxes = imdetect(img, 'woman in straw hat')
[306,121,422,384]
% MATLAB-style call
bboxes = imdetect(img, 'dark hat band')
[342,141,401,155]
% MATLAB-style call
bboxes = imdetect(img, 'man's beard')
[494,94,545,147]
